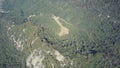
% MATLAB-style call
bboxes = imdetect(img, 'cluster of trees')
[35,0,120,68]
[0,22,27,68]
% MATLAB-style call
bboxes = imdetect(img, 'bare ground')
[52,15,69,37]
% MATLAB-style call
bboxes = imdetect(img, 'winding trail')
[52,15,69,37]
[27,14,71,37]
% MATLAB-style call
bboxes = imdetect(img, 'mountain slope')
[0,0,120,68]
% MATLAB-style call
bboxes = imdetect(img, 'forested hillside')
[0,0,120,68]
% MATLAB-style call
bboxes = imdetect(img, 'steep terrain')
[0,0,120,68]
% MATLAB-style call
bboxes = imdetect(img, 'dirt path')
[52,15,69,37]
[59,18,72,25]
[27,14,70,37]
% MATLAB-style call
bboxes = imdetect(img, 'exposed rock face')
[26,49,45,68]
[54,50,65,62]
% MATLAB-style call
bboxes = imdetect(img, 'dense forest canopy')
[0,0,120,68]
